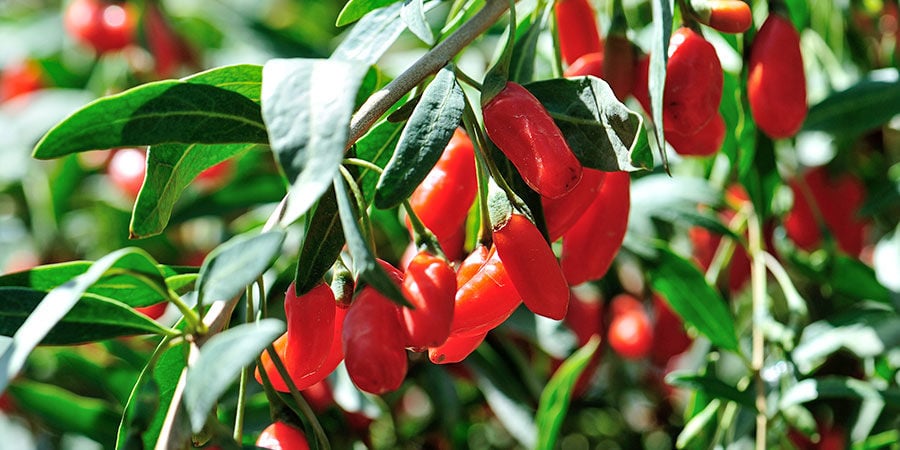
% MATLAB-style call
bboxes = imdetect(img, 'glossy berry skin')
[666,112,726,156]
[64,0,136,54]
[663,27,723,132]
[451,247,521,335]
[194,160,234,191]
[564,52,603,78]
[608,294,653,360]
[428,330,487,364]
[401,251,456,349]
[561,171,630,286]
[555,0,603,66]
[0,60,43,102]
[342,281,407,394]
[650,295,692,367]
[748,14,807,139]
[695,0,753,34]
[108,148,147,199]
[483,82,583,199]
[602,33,635,101]
[494,214,570,320]
[408,129,477,261]
[455,244,491,288]
[284,282,336,380]
[256,422,310,450]
[785,167,867,256]
[542,168,606,241]
[135,302,167,320]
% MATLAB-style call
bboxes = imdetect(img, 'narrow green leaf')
[332,2,406,66]
[336,0,399,27]
[196,231,286,307]
[792,310,900,374]
[648,0,673,168]
[401,0,434,44]
[295,186,345,295]
[130,143,258,238]
[333,176,409,307]
[666,371,756,410]
[509,12,546,84]
[355,118,404,202]
[0,287,170,344]
[8,380,120,445]
[676,399,721,449]
[535,338,600,450]
[183,64,264,103]
[829,255,892,304]
[183,319,284,433]
[525,76,647,171]
[804,68,900,137]
[779,376,886,441]
[648,246,739,351]
[0,248,164,393]
[33,74,268,160]
[262,58,368,224]
[374,67,465,208]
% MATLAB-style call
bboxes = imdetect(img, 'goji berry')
[663,27,723,132]
[400,251,456,348]
[563,52,603,78]
[650,294,691,367]
[665,112,725,156]
[428,330,487,364]
[455,244,491,288]
[451,247,521,335]
[0,59,43,103]
[543,168,606,241]
[284,282,336,379]
[483,82,583,199]
[64,0,135,54]
[693,0,753,34]
[256,422,310,450]
[784,167,867,256]
[608,294,653,359]
[748,14,807,139]
[107,148,147,199]
[555,0,603,65]
[494,214,570,319]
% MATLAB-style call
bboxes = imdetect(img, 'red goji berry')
[483,82,583,199]
[693,0,753,34]
[428,330,487,364]
[107,148,147,199]
[256,422,310,450]
[451,247,521,335]
[561,171,630,285]
[455,244,491,288]
[543,168,607,241]
[608,294,653,359]
[0,59,43,102]
[663,27,723,132]
[64,0,135,54]
[284,282,336,379]
[555,0,603,65]
[650,294,691,367]
[494,214,570,320]
[784,167,867,256]
[564,52,603,78]
[665,112,725,156]
[748,14,807,139]
[401,251,456,349]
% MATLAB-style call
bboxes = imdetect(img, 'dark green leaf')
[0,248,164,393]
[525,76,647,171]
[183,64,263,103]
[535,338,600,450]
[649,0,673,169]
[467,345,537,448]
[356,119,405,201]
[0,287,170,344]
[336,0,399,27]
[829,255,892,304]
[130,143,259,238]
[374,67,464,208]
[510,12,546,84]
[804,69,900,137]
[793,310,900,374]
[183,320,284,432]
[401,0,434,44]
[33,68,268,160]
[648,246,739,351]
[262,58,368,223]
[197,231,286,307]
[676,399,721,449]
[333,2,406,65]
[740,133,778,220]
[295,187,345,296]
[333,176,409,307]
[8,380,120,445]
[666,371,756,410]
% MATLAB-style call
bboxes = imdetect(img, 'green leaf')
[183,64,264,102]
[509,10,546,84]
[779,376,886,441]
[804,68,900,137]
[333,2,406,66]
[535,338,600,450]
[8,380,121,445]
[525,76,647,171]
[374,66,465,208]
[792,310,900,374]
[467,345,537,448]
[740,133,779,220]
[355,118,404,201]
[130,143,258,239]
[262,58,368,224]
[648,246,739,352]
[336,0,399,26]
[0,287,170,344]
[0,248,165,393]
[333,175,409,307]
[33,67,268,160]
[295,186,345,296]
[401,0,434,44]
[648,0,673,169]
[666,371,756,410]
[183,319,284,433]
[196,231,286,307]
[829,255,892,304]
[676,399,721,449]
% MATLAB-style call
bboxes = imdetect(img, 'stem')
[747,209,768,450]
[347,0,511,147]
[453,66,483,91]
[263,346,330,450]
[233,284,257,442]
[462,111,493,247]
[338,165,376,251]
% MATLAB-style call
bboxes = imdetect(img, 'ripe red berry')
[608,294,653,359]
[284,282,336,380]
[428,330,487,364]
[542,168,606,241]
[451,247,521,335]
[748,14,807,139]
[555,0,603,66]
[400,251,456,349]
[135,302,167,320]
[194,160,234,191]
[564,52,603,78]
[64,0,136,54]
[107,148,147,198]
[663,27,723,132]
[784,167,867,256]
[693,0,753,34]
[256,422,310,450]
[665,112,726,156]
[0,60,44,103]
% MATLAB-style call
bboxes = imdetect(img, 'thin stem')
[461,98,493,246]
[342,158,383,174]
[263,345,330,450]
[233,284,255,442]
[748,209,768,450]
[338,165,376,250]
[347,0,510,146]
[453,66,483,91]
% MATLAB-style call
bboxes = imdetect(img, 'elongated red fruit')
[494,214,570,320]
[456,244,491,288]
[451,247,521,335]
[748,14,807,138]
[666,112,726,156]
[693,0,753,34]
[650,294,691,366]
[664,27,723,132]
[784,167,867,256]
[1,59,43,102]
[342,285,407,394]
[256,421,310,450]
[401,251,457,348]
[543,168,607,241]
[608,294,653,359]
[428,330,487,364]
[483,82,583,199]
[285,282,336,379]
[408,129,477,261]
[555,0,603,66]
[561,171,630,285]
[564,52,603,78]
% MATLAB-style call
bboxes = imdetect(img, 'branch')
[346,0,510,147]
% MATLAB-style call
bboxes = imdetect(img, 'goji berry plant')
[0,0,898,449]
